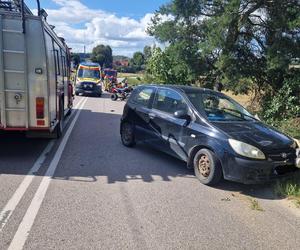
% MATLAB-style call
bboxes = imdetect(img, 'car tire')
[75,92,79,96]
[193,148,222,186]
[121,122,135,147]
[111,94,118,101]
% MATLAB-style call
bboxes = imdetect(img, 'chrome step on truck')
[0,0,73,138]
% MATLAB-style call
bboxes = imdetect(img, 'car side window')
[153,89,187,114]
[131,87,154,107]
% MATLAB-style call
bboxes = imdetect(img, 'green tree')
[143,46,152,62]
[148,0,300,93]
[131,52,145,70]
[91,45,113,68]
[147,46,193,84]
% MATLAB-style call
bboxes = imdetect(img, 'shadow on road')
[52,108,194,185]
[0,132,49,176]
[213,179,277,200]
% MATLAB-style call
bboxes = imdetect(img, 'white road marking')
[0,141,54,232]
[8,97,88,250]
[0,97,85,233]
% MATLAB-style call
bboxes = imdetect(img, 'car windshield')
[78,68,100,79]
[186,91,255,122]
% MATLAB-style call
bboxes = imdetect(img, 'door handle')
[149,113,156,120]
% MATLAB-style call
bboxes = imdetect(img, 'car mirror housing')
[174,109,190,120]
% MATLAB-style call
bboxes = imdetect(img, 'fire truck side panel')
[44,29,57,127]
[0,7,71,135]
[26,17,49,128]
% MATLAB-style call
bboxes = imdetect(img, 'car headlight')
[228,139,266,160]
[291,140,298,149]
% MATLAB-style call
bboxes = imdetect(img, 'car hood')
[212,121,293,150]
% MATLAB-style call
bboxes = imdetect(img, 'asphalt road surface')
[0,94,300,250]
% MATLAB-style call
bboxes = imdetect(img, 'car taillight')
[36,97,44,119]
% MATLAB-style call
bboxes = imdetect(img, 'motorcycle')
[110,86,133,101]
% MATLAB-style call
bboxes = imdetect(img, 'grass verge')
[117,72,145,86]
[274,172,300,207]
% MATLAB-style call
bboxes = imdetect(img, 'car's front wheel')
[121,122,135,147]
[193,148,222,185]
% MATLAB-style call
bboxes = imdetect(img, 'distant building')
[114,59,129,67]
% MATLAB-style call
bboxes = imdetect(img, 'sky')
[25,0,169,56]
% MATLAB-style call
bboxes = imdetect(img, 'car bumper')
[223,155,299,184]
[76,88,102,96]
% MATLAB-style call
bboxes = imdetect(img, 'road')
[0,94,300,250]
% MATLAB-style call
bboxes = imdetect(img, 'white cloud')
[44,0,157,56]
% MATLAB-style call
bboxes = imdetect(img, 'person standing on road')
[104,75,109,91]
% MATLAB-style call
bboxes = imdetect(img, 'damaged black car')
[120,85,300,185]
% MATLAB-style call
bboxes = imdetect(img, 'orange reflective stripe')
[79,66,100,70]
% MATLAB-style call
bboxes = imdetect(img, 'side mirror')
[174,109,190,120]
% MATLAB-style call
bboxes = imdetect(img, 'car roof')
[137,84,222,96]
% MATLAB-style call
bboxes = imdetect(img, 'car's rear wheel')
[193,149,222,185]
[121,122,135,147]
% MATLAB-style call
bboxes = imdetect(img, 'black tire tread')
[121,122,135,147]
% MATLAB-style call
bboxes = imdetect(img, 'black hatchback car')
[120,85,299,185]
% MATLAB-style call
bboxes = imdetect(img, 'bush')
[256,74,300,139]
[261,75,300,128]
[278,118,300,139]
